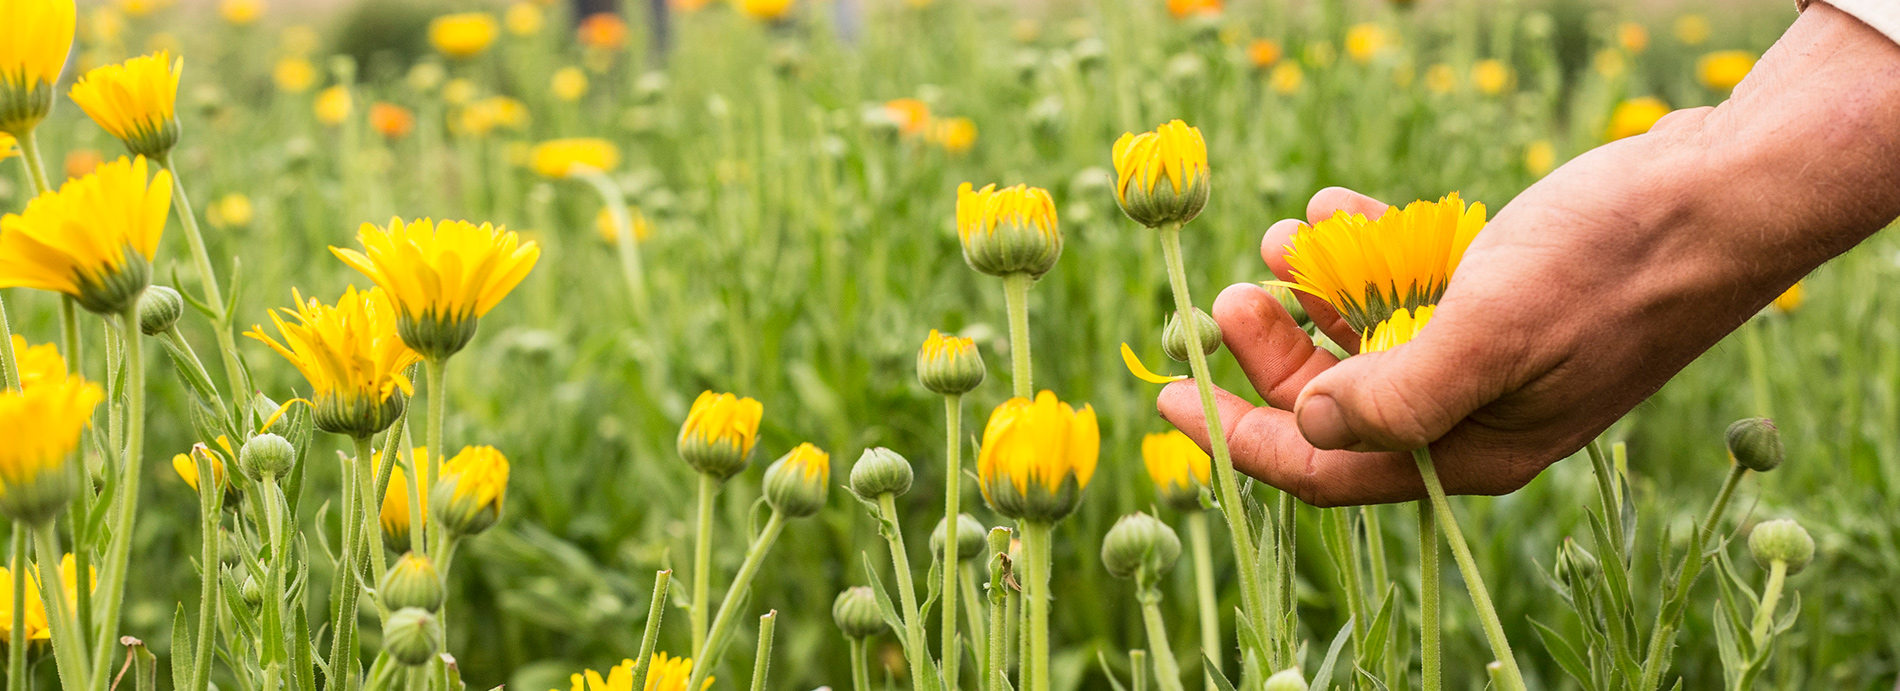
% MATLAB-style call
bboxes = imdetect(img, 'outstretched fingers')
[1211,282,1338,410]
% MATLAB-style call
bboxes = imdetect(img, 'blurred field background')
[12,0,1900,688]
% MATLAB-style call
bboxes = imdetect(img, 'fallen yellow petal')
[1121,343,1187,384]
[261,397,311,433]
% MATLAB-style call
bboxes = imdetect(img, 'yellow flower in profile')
[1673,14,1710,46]
[0,155,170,315]
[429,446,508,536]
[734,0,793,22]
[930,116,977,154]
[245,286,419,438]
[171,435,233,494]
[1771,281,1804,315]
[1524,139,1556,177]
[273,58,316,93]
[9,335,67,388]
[1471,59,1511,95]
[762,442,830,517]
[219,0,262,25]
[1142,430,1209,512]
[331,217,541,360]
[1344,23,1391,64]
[0,555,91,643]
[504,2,545,36]
[1616,22,1648,53]
[956,182,1062,279]
[1247,39,1282,70]
[69,52,183,157]
[917,329,984,396]
[429,12,499,59]
[483,96,531,130]
[1268,63,1303,94]
[1112,119,1210,228]
[1606,96,1669,141]
[678,391,764,480]
[1277,193,1485,353]
[530,138,620,179]
[978,391,1099,522]
[0,359,102,524]
[552,66,589,102]
[315,85,352,125]
[0,0,77,134]
[555,653,709,691]
[1165,0,1220,19]
[595,206,653,245]
[1696,50,1755,91]
[381,447,430,548]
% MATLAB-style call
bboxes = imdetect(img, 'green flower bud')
[932,513,988,561]
[918,330,986,396]
[1112,120,1210,228]
[383,607,443,666]
[763,443,831,518]
[1163,308,1221,362]
[239,433,296,481]
[677,391,763,482]
[1100,512,1181,581]
[380,553,446,613]
[240,573,264,608]
[850,447,913,498]
[1748,518,1815,576]
[1726,418,1784,473]
[429,446,509,538]
[314,389,407,440]
[1553,537,1599,586]
[956,183,1063,280]
[138,285,183,336]
[1264,283,1309,327]
[831,586,886,639]
[1264,668,1308,691]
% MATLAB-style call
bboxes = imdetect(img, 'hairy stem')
[877,493,934,690]
[684,511,787,691]
[1184,513,1220,688]
[691,472,717,658]
[941,393,963,691]
[1138,590,1185,691]
[35,523,91,691]
[1001,273,1033,399]
[88,308,147,691]
[1412,447,1523,691]
[1019,521,1052,691]
[1418,500,1440,691]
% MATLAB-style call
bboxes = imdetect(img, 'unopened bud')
[932,513,988,561]
[763,443,831,518]
[1100,512,1181,581]
[1163,308,1221,362]
[380,553,446,613]
[1264,667,1308,691]
[1554,537,1599,585]
[240,574,264,608]
[918,330,986,396]
[239,433,296,481]
[1726,418,1784,473]
[1748,518,1814,576]
[383,607,443,666]
[849,447,913,498]
[831,586,886,639]
[138,286,184,336]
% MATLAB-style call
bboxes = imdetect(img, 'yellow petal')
[1121,343,1186,384]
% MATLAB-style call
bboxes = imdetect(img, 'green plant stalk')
[16,129,53,194]
[849,638,870,691]
[359,432,389,580]
[1364,505,1397,683]
[1412,447,1524,691]
[986,552,1009,691]
[1130,650,1149,691]
[749,610,776,691]
[1184,512,1220,687]
[690,472,717,658]
[941,393,963,691]
[1001,272,1033,398]
[329,435,376,691]
[0,293,19,388]
[1335,509,1369,655]
[1137,589,1186,691]
[1741,320,1773,420]
[8,526,27,691]
[60,297,79,377]
[157,330,231,422]
[1418,501,1440,691]
[426,358,448,492]
[34,522,91,691]
[87,308,146,691]
[684,510,787,691]
[261,477,291,670]
[876,493,935,690]
[1640,462,1749,686]
[1157,224,1270,660]
[961,565,987,684]
[626,570,671,684]
[1698,465,1748,544]
[155,152,250,402]
[1019,521,1052,691]
[188,447,224,691]
[1751,560,1788,643]
[580,169,652,327]
[403,455,426,556]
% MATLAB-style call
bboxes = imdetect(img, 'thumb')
[1292,316,1517,451]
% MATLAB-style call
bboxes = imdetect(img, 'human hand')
[1156,2,1900,506]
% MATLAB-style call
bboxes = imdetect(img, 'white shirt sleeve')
[1826,0,1900,44]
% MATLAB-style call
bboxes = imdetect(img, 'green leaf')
[1095,650,1130,691]
[1310,616,1354,691]
[1530,618,1596,691]
[860,552,908,638]
[172,605,194,691]
[1199,654,1238,691]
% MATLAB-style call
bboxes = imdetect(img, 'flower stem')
[1751,560,1788,642]
[1411,447,1524,691]
[627,570,672,684]
[8,526,27,691]
[941,393,963,691]
[986,549,1009,691]
[17,129,53,194]
[849,638,870,691]
[1157,224,1269,663]
[1018,521,1052,691]
[189,442,224,691]
[1001,272,1033,399]
[876,493,935,690]
[1699,465,1748,545]
[961,565,987,683]
[749,610,776,691]
[1418,500,1440,691]
[425,358,447,486]
[34,523,91,691]
[1741,320,1774,420]
[154,153,250,402]
[580,169,651,326]
[685,510,787,691]
[88,308,146,691]
[1137,590,1185,691]
[329,435,375,691]
[1184,512,1220,688]
[691,472,717,658]
[0,294,20,389]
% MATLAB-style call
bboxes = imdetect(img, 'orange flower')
[370,103,415,140]
[1166,0,1220,19]
[577,13,629,51]
[1247,39,1282,69]
[883,98,930,137]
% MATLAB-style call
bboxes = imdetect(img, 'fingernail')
[1297,393,1361,450]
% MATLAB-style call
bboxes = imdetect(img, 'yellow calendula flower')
[273,58,316,93]
[530,138,620,179]
[1112,119,1210,228]
[9,335,67,388]
[1673,14,1710,46]
[595,206,653,245]
[332,217,540,360]
[1524,139,1556,177]
[1771,281,1804,315]
[429,12,499,59]
[0,155,169,315]
[315,85,352,125]
[1471,59,1511,96]
[678,391,764,480]
[504,2,545,36]
[0,0,77,134]
[171,435,233,494]
[1142,430,1209,512]
[978,391,1100,522]
[1697,50,1755,91]
[881,98,930,137]
[0,555,91,643]
[1268,63,1303,94]
[1344,23,1391,64]
[69,52,183,157]
[734,0,793,22]
[1165,0,1220,19]
[917,329,984,396]
[206,192,253,229]
[1277,193,1485,353]
[930,116,977,154]
[1592,49,1627,80]
[381,447,430,548]
[551,66,589,102]
[1616,21,1649,53]
[762,442,830,518]
[0,360,103,525]
[429,445,508,537]
[219,0,261,25]
[1606,96,1669,141]
[955,182,1062,279]
[246,286,419,438]
[556,653,709,691]
[482,96,531,130]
